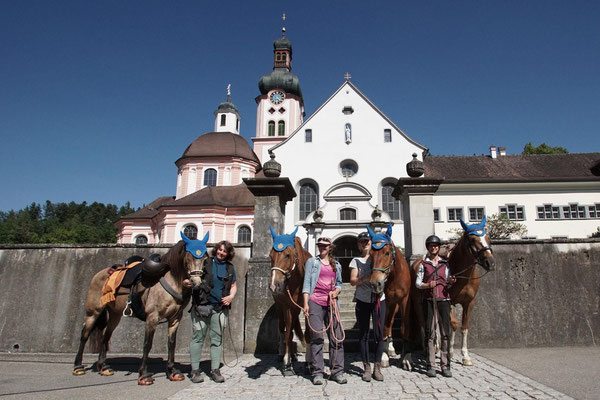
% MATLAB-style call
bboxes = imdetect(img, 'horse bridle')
[372,242,396,279]
[271,253,298,281]
[453,234,493,280]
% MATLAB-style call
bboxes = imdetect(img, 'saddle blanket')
[101,261,142,306]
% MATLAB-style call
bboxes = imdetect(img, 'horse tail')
[88,308,108,353]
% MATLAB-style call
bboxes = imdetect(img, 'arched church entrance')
[333,235,361,283]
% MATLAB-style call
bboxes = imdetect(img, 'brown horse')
[268,226,312,375]
[407,216,495,368]
[72,232,209,385]
[367,224,414,368]
[447,217,495,365]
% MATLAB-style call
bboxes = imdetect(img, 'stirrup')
[123,300,134,317]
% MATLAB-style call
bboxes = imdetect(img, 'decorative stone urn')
[406,153,424,177]
[263,152,281,178]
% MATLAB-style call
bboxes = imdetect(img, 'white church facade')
[117,29,600,272]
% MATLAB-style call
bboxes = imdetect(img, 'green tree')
[522,142,568,155]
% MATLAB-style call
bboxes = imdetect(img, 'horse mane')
[448,232,475,270]
[161,240,188,283]
[294,236,312,271]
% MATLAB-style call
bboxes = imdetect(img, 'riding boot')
[372,362,384,381]
[361,362,372,382]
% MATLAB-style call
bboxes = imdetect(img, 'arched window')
[135,235,148,245]
[340,208,356,220]
[237,226,251,243]
[220,114,226,126]
[382,183,400,220]
[299,182,318,220]
[278,121,285,136]
[204,168,217,187]
[183,225,198,240]
[268,121,275,136]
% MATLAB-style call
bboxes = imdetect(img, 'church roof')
[424,153,600,183]
[177,132,260,164]
[168,184,255,207]
[119,196,175,220]
[259,69,303,100]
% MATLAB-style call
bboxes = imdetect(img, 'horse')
[367,223,415,368]
[447,216,495,366]
[268,226,312,375]
[406,215,495,368]
[72,231,210,385]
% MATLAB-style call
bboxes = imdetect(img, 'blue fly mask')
[366,223,393,250]
[460,215,487,237]
[180,231,209,258]
[270,226,298,252]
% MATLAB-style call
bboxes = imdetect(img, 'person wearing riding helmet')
[349,231,385,382]
[189,240,237,384]
[416,234,456,378]
[302,236,346,385]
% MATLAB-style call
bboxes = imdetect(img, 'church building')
[117,28,600,274]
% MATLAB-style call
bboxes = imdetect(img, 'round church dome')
[177,132,260,165]
[258,69,303,99]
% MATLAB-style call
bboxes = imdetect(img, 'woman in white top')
[349,231,385,382]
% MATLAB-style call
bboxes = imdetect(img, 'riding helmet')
[425,235,441,245]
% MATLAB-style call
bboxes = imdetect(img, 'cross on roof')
[344,72,352,80]
[282,13,286,22]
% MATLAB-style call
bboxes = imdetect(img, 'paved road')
[0,348,594,399]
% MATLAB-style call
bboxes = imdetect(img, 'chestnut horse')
[447,216,495,365]
[269,226,312,375]
[367,224,414,368]
[407,216,495,368]
[72,232,209,385]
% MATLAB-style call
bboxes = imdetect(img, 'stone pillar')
[243,166,296,353]
[393,178,443,263]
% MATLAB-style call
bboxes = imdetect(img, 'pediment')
[323,182,372,201]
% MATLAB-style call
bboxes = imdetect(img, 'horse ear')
[290,226,298,237]
[459,218,469,232]
[481,214,487,227]
[366,225,375,238]
[386,223,392,237]
[201,231,209,243]
[180,231,190,243]
[269,226,277,239]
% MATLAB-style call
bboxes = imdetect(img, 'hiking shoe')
[330,373,347,384]
[441,368,452,378]
[426,368,437,378]
[312,374,324,385]
[190,369,203,383]
[372,362,384,381]
[361,363,372,382]
[210,369,225,383]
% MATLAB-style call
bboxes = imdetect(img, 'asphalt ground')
[0,347,596,399]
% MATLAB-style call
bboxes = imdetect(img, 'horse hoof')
[72,366,86,376]
[463,358,473,366]
[282,368,295,377]
[168,372,185,381]
[100,367,115,376]
[138,376,155,385]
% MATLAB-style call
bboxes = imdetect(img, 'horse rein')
[372,242,396,279]
[453,236,493,281]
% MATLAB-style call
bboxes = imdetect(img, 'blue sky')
[1,1,599,212]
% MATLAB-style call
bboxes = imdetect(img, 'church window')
[204,168,217,187]
[299,183,318,220]
[381,183,400,219]
[268,108,276,114]
[236,119,239,131]
[342,106,354,115]
[281,52,286,62]
[499,204,524,221]
[237,226,251,243]
[305,129,312,143]
[183,225,198,240]
[268,121,275,136]
[340,208,356,220]
[447,207,463,222]
[278,107,286,114]
[340,160,358,177]
[384,129,392,143]
[135,235,148,245]
[468,207,484,222]
[220,115,226,126]
[278,121,285,136]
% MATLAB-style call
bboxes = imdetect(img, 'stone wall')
[457,240,600,347]
[0,244,249,358]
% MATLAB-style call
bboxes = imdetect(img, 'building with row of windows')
[117,29,600,278]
